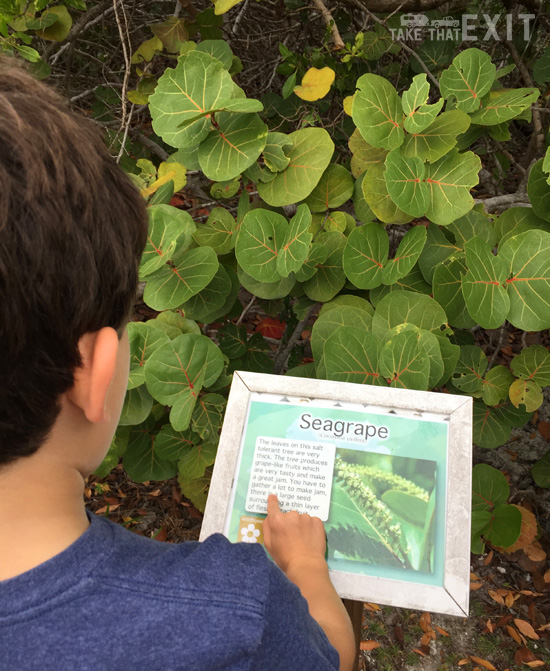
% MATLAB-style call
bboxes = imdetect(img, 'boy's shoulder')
[0,512,339,671]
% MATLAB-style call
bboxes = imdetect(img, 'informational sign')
[200,372,472,617]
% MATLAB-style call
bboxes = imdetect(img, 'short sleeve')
[250,561,340,671]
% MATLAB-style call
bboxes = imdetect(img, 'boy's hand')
[263,493,327,574]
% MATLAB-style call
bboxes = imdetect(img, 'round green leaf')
[155,424,199,462]
[237,266,295,299]
[511,345,550,386]
[140,205,196,278]
[448,208,497,250]
[35,5,72,41]
[198,112,267,181]
[118,386,154,427]
[304,164,354,213]
[362,164,412,224]
[371,291,449,339]
[124,424,178,483]
[370,265,432,307]
[440,48,496,112]
[320,295,374,317]
[149,51,233,148]
[218,323,248,359]
[481,366,515,406]
[352,73,404,150]
[178,442,218,482]
[262,132,292,172]
[235,209,288,283]
[276,204,313,278]
[143,246,219,311]
[343,224,388,290]
[472,463,510,510]
[193,207,236,254]
[382,225,427,285]
[127,322,171,390]
[194,39,233,69]
[500,230,550,330]
[419,224,462,284]
[531,451,550,488]
[349,129,387,179]
[534,47,550,85]
[353,172,375,224]
[294,242,328,282]
[451,345,487,394]
[324,328,386,386]
[180,264,231,322]
[473,402,512,449]
[402,110,471,164]
[402,74,445,134]
[433,256,476,329]
[302,231,346,302]
[192,393,225,441]
[425,150,481,226]
[462,237,510,329]
[485,504,522,548]
[469,88,540,126]
[494,207,550,245]
[257,128,334,207]
[384,150,429,217]
[379,330,430,390]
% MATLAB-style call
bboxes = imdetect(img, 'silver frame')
[200,371,473,617]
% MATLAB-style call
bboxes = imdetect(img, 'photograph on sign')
[200,372,472,616]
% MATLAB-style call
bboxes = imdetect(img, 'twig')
[475,193,531,211]
[311,0,345,50]
[232,0,250,36]
[274,303,318,374]
[486,323,508,372]
[236,296,256,326]
[45,0,113,60]
[112,0,132,136]
[116,102,135,163]
[136,133,170,161]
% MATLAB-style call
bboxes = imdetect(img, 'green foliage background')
[3,0,550,554]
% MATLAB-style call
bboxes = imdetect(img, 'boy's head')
[0,56,148,468]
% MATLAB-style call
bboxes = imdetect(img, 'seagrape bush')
[100,38,550,553]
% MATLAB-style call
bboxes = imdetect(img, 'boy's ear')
[67,327,120,423]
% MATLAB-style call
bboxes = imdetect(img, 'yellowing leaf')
[158,161,187,192]
[35,5,72,42]
[294,67,335,101]
[212,0,244,14]
[131,36,163,64]
[140,173,175,199]
[343,95,355,115]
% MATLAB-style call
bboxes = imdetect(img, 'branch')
[311,0,345,50]
[475,192,531,211]
[273,303,318,374]
[136,133,170,161]
[44,0,113,60]
[340,0,473,11]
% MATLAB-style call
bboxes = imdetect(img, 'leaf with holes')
[382,226,427,286]
[236,209,287,283]
[324,327,386,386]
[198,112,267,181]
[511,346,550,386]
[481,366,514,406]
[440,48,496,112]
[451,345,487,394]
[276,204,312,278]
[343,224,388,290]
[425,150,481,226]
[500,230,550,330]
[144,334,224,431]
[509,378,543,413]
[384,150,429,217]
[218,323,248,359]
[402,74,444,134]
[402,110,471,163]
[379,330,430,390]
[143,246,219,310]
[352,73,404,150]
[179,442,218,481]
[193,207,236,254]
[303,231,346,302]
[257,127,334,207]
[371,291,449,340]
[149,51,233,148]
[469,88,539,126]
[140,205,196,278]
[304,164,354,213]
[127,322,171,390]
[462,237,509,329]
[362,164,413,224]
[155,424,200,461]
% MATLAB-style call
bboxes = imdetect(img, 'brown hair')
[0,55,148,466]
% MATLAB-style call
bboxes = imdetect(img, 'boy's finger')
[266,493,281,516]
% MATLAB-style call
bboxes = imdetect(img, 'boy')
[0,56,355,670]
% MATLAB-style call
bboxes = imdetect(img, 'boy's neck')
[0,450,89,581]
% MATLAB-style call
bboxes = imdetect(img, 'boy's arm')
[263,494,356,671]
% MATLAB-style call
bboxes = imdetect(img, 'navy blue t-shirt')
[0,511,339,670]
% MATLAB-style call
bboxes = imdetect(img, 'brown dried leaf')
[485,620,494,634]
[419,612,432,633]
[360,640,381,651]
[524,543,546,562]
[412,648,428,657]
[489,590,505,605]
[544,568,550,584]
[471,572,480,580]
[497,506,537,553]
[538,421,550,441]
[394,624,404,647]
[364,602,380,612]
[525,662,545,668]
[484,550,494,566]
[471,582,483,591]
[505,592,516,608]
[458,659,470,666]
[514,646,536,665]
[514,619,540,641]
[420,633,432,646]
[470,656,498,671]
[507,625,523,645]
[434,625,450,637]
